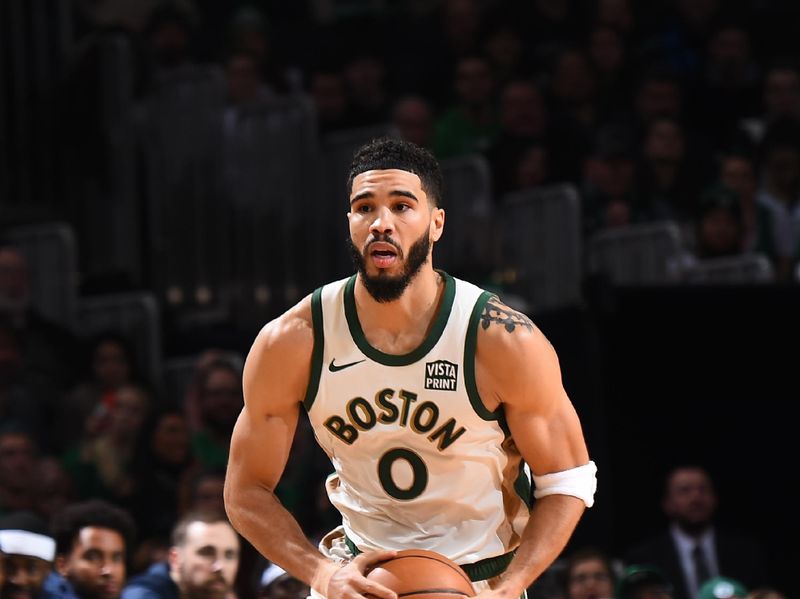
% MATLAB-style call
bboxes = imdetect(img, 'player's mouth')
[368,242,399,268]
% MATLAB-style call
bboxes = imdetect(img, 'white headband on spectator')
[0,530,56,561]
[261,563,289,588]
[532,460,598,508]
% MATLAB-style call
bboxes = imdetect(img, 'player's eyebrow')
[350,190,419,204]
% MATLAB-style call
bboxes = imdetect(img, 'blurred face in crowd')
[92,340,132,389]
[662,467,718,535]
[200,367,243,436]
[644,118,685,164]
[707,26,751,75]
[0,327,23,384]
[33,457,75,520]
[516,145,549,189]
[0,248,31,316]
[151,412,190,465]
[567,556,615,599]
[720,157,756,203]
[551,50,595,106]
[455,57,494,108]
[597,0,633,33]
[484,26,523,73]
[191,475,226,515]
[108,385,150,440]
[170,521,239,599]
[2,554,51,599]
[500,82,546,137]
[764,146,800,196]
[636,80,681,122]
[57,527,126,599]
[0,432,36,492]
[764,68,800,119]
[589,26,625,74]
[392,97,434,149]
[310,72,348,122]
[226,53,261,104]
[698,207,742,257]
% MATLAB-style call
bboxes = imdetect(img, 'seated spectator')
[693,184,746,259]
[57,332,139,453]
[433,54,499,159]
[31,457,76,524]
[391,95,435,150]
[699,577,748,599]
[0,326,53,454]
[0,244,80,399]
[258,563,308,599]
[190,360,242,471]
[121,510,240,599]
[0,510,55,599]
[45,499,136,599]
[179,468,226,517]
[753,116,800,281]
[623,464,769,599]
[616,564,674,599]
[560,546,618,599]
[580,123,640,235]
[717,151,760,252]
[745,588,787,599]
[62,383,153,504]
[130,409,195,544]
[224,5,298,95]
[0,427,39,515]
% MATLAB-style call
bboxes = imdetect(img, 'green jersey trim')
[344,535,514,582]
[464,290,502,422]
[343,271,456,366]
[303,286,325,410]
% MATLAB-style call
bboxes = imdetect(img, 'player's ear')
[431,207,444,242]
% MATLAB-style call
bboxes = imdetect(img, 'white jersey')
[304,272,531,580]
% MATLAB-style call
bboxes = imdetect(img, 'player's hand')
[326,550,398,599]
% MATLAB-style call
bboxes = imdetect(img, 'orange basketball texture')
[366,549,475,599]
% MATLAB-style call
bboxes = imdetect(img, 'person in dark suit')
[623,464,769,599]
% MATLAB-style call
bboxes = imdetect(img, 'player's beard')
[347,229,431,303]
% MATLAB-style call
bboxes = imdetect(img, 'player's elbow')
[223,465,245,523]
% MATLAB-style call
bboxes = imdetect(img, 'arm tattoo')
[480,296,535,333]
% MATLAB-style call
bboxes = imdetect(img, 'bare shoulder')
[475,294,562,410]
[476,294,554,359]
[242,294,315,413]
[253,293,314,352]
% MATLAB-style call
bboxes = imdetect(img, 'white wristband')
[532,461,598,508]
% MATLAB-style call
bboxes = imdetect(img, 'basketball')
[366,549,475,599]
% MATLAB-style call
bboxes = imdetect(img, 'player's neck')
[355,267,444,340]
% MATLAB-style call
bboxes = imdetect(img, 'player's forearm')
[493,494,585,598]
[224,481,339,594]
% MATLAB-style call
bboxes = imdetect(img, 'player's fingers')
[360,579,398,599]
[354,549,398,572]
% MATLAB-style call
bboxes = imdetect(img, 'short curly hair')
[347,137,443,208]
[51,499,137,557]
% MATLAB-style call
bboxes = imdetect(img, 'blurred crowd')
[51,0,800,288]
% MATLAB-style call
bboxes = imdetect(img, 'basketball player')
[224,137,597,599]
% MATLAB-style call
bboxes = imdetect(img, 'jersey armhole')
[302,286,324,411]
[464,289,505,425]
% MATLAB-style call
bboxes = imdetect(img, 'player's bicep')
[504,395,588,477]
[228,313,312,492]
[479,308,589,476]
[228,400,299,492]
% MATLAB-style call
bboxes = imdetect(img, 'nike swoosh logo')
[328,358,366,372]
